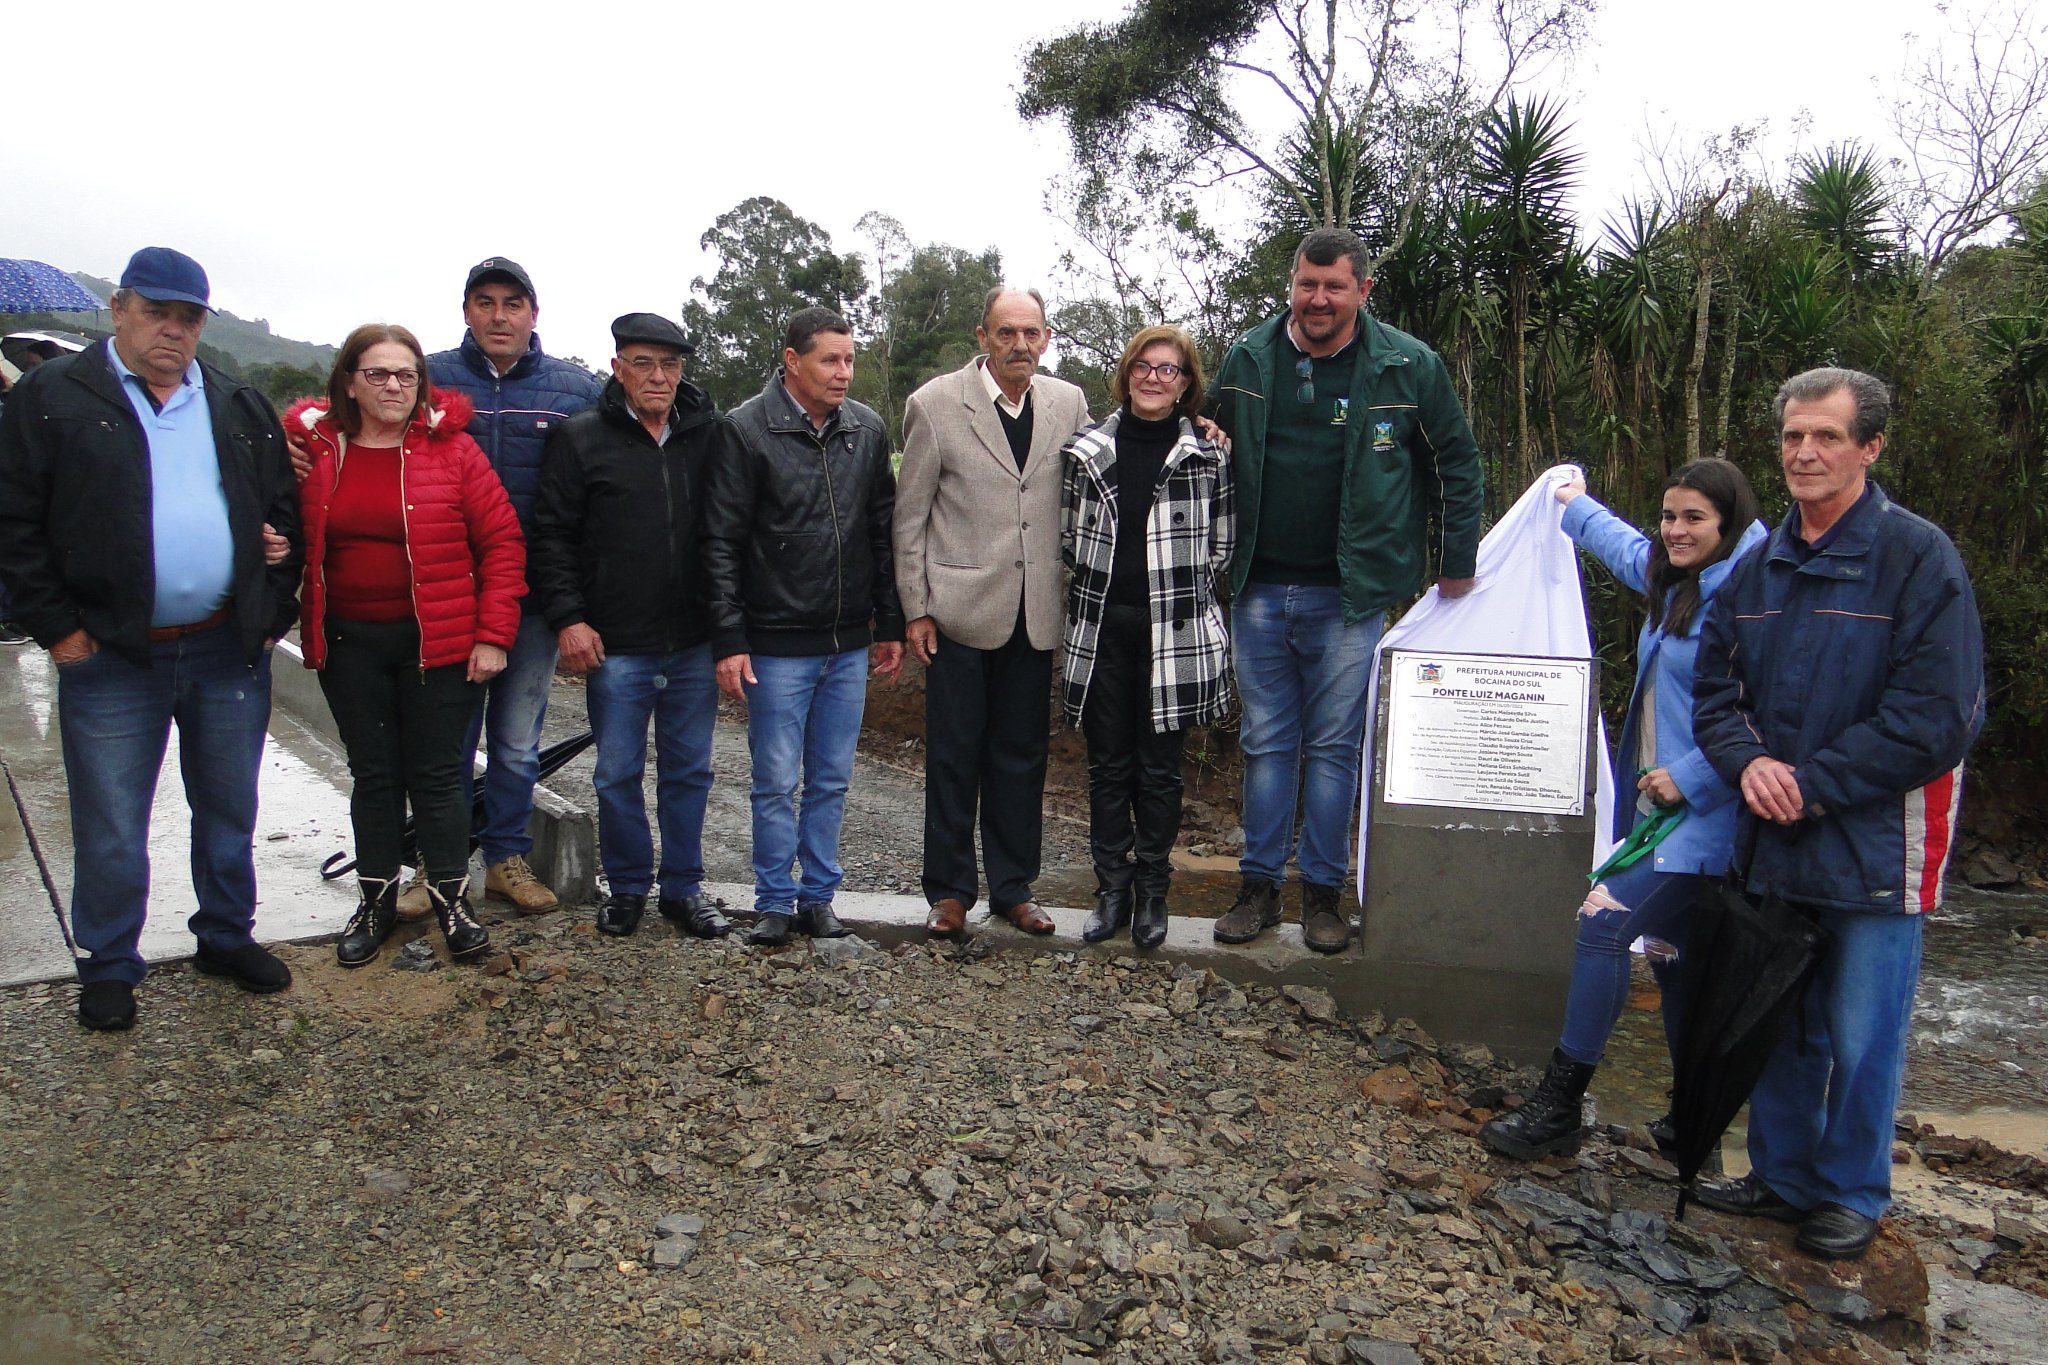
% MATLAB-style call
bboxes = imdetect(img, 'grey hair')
[1293,227,1373,284]
[109,287,132,307]
[1774,367,1890,444]
[980,286,1048,331]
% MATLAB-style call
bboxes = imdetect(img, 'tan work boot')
[394,865,434,922]
[486,855,558,913]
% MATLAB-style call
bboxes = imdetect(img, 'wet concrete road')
[0,646,357,987]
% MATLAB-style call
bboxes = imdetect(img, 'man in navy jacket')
[1691,366,1984,1260]
[426,258,603,915]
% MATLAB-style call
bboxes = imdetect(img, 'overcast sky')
[5,0,1944,368]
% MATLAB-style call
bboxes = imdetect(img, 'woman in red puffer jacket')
[287,322,524,967]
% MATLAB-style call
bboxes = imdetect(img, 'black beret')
[611,312,694,354]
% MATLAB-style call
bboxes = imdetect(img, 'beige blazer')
[894,358,1091,651]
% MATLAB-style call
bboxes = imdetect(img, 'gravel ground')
[5,910,2045,1364]
[5,674,2045,1364]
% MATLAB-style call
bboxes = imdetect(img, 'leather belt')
[147,606,230,642]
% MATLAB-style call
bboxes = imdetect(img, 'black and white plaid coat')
[1060,410,1236,733]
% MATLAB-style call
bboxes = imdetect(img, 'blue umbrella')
[0,259,106,314]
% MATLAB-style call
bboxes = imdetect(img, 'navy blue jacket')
[1693,483,1984,913]
[426,332,603,542]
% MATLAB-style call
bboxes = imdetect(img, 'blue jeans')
[56,625,272,985]
[1748,908,1922,1219]
[463,612,557,866]
[1231,583,1384,888]
[1557,860,1697,1065]
[585,645,716,900]
[744,649,866,914]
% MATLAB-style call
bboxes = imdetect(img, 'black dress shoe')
[1132,893,1168,949]
[1797,1203,1881,1260]
[597,892,647,937]
[1082,888,1131,944]
[796,900,849,938]
[78,980,136,1031]
[1691,1171,1809,1223]
[660,893,732,939]
[748,912,793,946]
[193,942,292,994]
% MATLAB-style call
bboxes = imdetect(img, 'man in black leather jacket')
[702,307,904,946]
[0,247,302,1030]
[531,313,733,943]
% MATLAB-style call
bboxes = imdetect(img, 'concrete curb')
[693,881,1563,1060]
[269,640,597,904]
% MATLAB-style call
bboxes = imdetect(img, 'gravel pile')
[7,906,2019,1364]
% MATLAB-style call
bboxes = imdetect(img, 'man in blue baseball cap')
[0,246,304,1030]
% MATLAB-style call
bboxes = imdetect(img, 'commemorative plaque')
[1357,648,1601,1057]
[1381,652,1592,816]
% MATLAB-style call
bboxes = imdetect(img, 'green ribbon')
[1589,803,1686,883]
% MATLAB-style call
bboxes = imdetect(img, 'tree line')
[997,0,2044,823]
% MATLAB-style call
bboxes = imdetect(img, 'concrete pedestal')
[1358,651,1601,1062]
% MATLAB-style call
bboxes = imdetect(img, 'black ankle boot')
[336,876,399,967]
[1131,893,1168,949]
[1082,888,1132,943]
[428,876,491,960]
[1479,1048,1598,1160]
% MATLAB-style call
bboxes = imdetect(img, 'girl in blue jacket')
[1481,458,1769,1161]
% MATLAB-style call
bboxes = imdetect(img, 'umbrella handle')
[320,851,357,880]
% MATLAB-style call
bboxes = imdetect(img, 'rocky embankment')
[1,911,2044,1364]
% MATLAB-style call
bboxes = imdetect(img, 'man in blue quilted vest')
[424,257,603,916]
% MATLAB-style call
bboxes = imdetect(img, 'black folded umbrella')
[1667,850,1829,1218]
[321,729,597,879]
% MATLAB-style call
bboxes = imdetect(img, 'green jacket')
[1213,309,1484,622]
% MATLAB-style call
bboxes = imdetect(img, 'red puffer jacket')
[287,387,525,670]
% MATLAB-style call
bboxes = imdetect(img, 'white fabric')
[1356,463,1618,898]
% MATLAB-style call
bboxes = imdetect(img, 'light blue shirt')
[107,340,235,626]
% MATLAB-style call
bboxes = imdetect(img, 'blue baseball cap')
[119,247,213,311]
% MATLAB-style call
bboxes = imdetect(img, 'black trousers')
[319,617,481,882]
[1081,605,1186,896]
[922,608,1053,910]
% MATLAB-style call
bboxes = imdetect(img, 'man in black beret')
[530,312,730,939]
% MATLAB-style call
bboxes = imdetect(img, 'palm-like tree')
[1473,96,1584,485]
[1793,144,1894,282]
[1593,201,1677,500]
[1760,243,1848,366]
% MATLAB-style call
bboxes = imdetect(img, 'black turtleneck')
[1108,407,1180,609]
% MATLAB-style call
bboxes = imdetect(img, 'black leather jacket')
[530,377,717,655]
[0,342,301,665]
[702,374,903,658]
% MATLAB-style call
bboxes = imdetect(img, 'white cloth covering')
[1356,463,1618,899]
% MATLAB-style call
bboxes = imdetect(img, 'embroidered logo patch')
[1372,419,1394,451]
[1331,397,1350,426]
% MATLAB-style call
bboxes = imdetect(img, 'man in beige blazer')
[895,288,1092,938]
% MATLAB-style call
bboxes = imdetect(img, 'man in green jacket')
[1210,228,1485,952]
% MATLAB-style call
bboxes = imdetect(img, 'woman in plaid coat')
[1061,326,1235,949]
